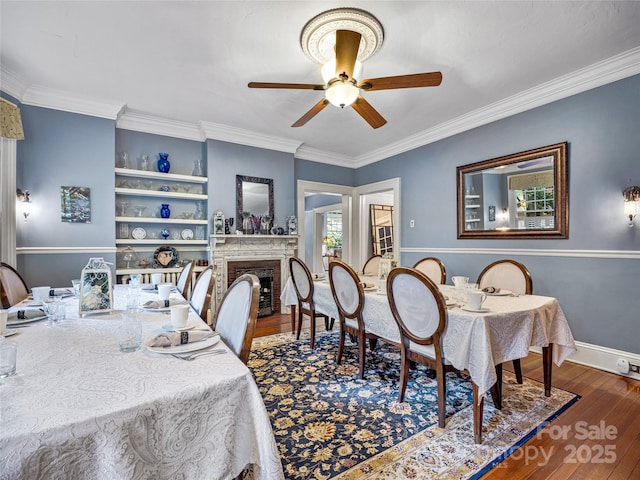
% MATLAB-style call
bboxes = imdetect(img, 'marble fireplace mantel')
[209,234,298,314]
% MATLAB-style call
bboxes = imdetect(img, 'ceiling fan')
[248,29,442,129]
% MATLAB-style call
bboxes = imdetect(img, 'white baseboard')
[530,342,640,381]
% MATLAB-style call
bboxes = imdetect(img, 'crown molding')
[199,121,302,154]
[117,109,205,141]
[353,45,640,167]
[0,65,28,100]
[21,85,125,120]
[294,145,355,167]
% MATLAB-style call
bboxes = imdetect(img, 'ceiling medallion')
[300,8,384,65]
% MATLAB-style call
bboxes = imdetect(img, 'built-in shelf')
[465,219,481,223]
[115,265,207,275]
[115,168,207,183]
[115,216,208,225]
[115,187,207,200]
[116,239,208,245]
[465,204,481,208]
[465,194,480,199]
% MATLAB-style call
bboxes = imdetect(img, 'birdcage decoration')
[79,257,113,316]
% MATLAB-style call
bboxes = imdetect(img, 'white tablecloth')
[281,278,576,396]
[1,285,284,480]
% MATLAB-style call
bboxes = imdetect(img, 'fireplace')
[228,261,280,317]
[210,234,298,315]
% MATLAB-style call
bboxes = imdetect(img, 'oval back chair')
[362,254,382,276]
[289,257,331,349]
[328,259,379,379]
[387,267,448,427]
[176,260,195,299]
[213,273,260,364]
[0,262,29,308]
[190,265,216,323]
[413,257,446,285]
[477,259,533,384]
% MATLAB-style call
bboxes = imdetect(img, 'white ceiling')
[2,1,640,167]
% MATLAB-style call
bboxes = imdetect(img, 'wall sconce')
[16,188,31,222]
[623,186,640,227]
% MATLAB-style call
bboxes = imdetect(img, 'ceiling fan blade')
[248,82,325,91]
[359,72,443,91]
[292,99,329,127]
[351,96,387,129]
[335,30,361,79]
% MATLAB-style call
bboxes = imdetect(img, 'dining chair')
[362,254,382,276]
[190,265,216,323]
[328,259,379,379]
[413,257,446,285]
[387,266,448,427]
[0,262,29,308]
[176,260,195,299]
[289,257,333,349]
[213,273,260,364]
[477,259,533,384]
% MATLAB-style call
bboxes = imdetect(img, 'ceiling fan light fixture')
[321,59,363,84]
[325,81,360,108]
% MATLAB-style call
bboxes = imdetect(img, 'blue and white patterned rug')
[249,331,579,480]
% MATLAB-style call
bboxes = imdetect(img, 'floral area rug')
[248,331,579,480]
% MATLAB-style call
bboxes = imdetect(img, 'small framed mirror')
[457,142,568,239]
[236,175,274,230]
[370,204,394,255]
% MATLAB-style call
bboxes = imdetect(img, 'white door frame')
[296,178,401,270]
[353,178,401,269]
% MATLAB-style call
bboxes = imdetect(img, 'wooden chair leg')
[472,382,484,444]
[369,337,378,350]
[513,358,523,384]
[490,363,503,410]
[398,350,410,402]
[337,326,345,365]
[436,362,446,428]
[295,308,303,340]
[358,331,366,379]
[309,315,316,349]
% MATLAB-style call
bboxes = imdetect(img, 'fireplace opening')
[235,267,274,317]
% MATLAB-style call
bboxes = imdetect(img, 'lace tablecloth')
[281,279,576,396]
[1,285,284,480]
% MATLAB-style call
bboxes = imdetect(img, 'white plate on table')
[363,286,378,292]
[144,306,171,313]
[162,323,195,332]
[7,309,48,325]
[485,289,512,296]
[1,329,19,337]
[461,306,490,313]
[446,300,457,307]
[147,335,219,354]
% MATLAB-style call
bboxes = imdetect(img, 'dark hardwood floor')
[254,313,640,479]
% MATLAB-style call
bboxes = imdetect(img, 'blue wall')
[354,74,640,353]
[16,107,116,286]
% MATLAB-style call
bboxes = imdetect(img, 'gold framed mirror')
[370,204,394,255]
[457,142,568,239]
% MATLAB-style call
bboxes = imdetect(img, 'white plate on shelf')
[131,227,147,240]
[461,306,490,313]
[162,323,196,332]
[181,228,194,240]
[485,289,512,296]
[147,335,219,354]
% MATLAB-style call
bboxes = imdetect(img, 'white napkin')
[148,330,217,347]
[50,288,72,296]
[143,298,188,309]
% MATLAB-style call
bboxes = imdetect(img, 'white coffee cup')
[467,290,487,310]
[32,286,51,305]
[170,304,189,328]
[452,276,469,288]
[0,309,7,334]
[157,283,172,301]
[150,273,163,286]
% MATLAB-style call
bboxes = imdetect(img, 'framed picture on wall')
[61,186,91,223]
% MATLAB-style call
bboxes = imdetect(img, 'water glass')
[43,296,63,324]
[118,308,142,353]
[71,279,81,297]
[0,341,17,378]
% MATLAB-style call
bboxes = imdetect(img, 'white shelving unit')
[115,166,209,282]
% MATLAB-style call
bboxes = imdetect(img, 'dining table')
[281,274,576,443]
[0,284,284,480]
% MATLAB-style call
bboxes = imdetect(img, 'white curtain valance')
[0,97,25,140]
[508,170,554,190]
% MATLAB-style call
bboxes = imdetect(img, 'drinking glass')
[43,296,63,324]
[0,341,17,378]
[118,307,142,353]
[71,279,81,297]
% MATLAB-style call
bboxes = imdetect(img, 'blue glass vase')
[157,153,170,173]
[160,204,171,218]
[160,229,170,240]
